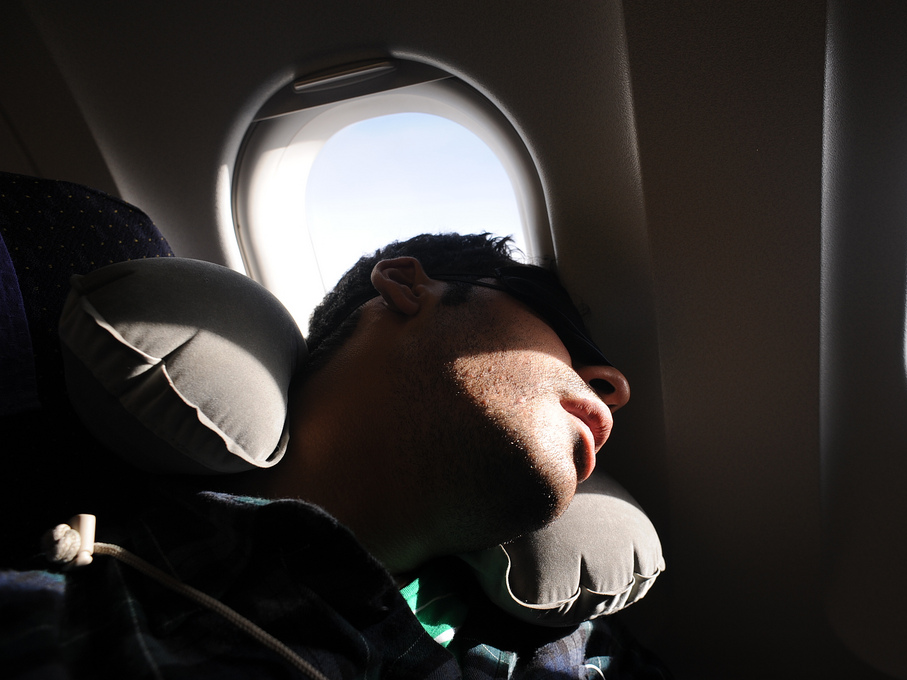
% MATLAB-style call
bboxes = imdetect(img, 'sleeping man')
[226,232,631,574]
[2,231,667,679]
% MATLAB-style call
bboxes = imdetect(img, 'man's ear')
[370,257,433,316]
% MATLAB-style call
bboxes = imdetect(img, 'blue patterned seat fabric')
[0,171,173,415]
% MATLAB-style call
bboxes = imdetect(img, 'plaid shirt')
[0,490,669,679]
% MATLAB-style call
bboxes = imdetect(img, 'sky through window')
[305,112,526,291]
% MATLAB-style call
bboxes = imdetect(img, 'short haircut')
[303,232,531,374]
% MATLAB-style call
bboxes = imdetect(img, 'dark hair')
[303,232,531,373]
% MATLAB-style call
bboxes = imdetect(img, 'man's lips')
[561,398,613,482]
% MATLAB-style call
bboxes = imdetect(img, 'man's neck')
[221,359,438,575]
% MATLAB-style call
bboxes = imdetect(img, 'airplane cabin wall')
[822,1,907,676]
[1,1,904,678]
[623,1,834,676]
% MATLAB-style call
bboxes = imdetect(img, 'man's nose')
[575,364,630,412]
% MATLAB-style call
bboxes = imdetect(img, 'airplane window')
[305,112,525,294]
[232,65,549,334]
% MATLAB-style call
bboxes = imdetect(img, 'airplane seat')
[0,170,174,568]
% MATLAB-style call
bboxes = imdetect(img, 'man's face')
[395,284,629,549]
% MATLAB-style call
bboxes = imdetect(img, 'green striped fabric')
[400,564,469,648]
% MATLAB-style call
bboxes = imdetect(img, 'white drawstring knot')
[43,514,96,567]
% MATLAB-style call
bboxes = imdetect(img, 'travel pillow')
[58,257,664,625]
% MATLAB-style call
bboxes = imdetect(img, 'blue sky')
[304,112,525,290]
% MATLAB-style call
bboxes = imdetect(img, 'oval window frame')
[232,61,551,330]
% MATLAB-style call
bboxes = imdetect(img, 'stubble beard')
[393,310,578,555]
